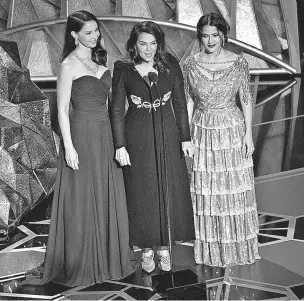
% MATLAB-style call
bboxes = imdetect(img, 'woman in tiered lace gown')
[183,13,260,266]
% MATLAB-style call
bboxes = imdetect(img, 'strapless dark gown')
[40,71,134,287]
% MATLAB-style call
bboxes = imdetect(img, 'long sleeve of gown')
[169,55,191,142]
[182,57,193,104]
[110,61,127,149]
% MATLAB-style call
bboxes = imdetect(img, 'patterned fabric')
[183,54,260,266]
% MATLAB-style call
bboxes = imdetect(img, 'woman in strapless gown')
[39,11,134,287]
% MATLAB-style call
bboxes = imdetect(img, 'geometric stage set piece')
[0,33,57,233]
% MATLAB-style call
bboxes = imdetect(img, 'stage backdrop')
[0,0,301,232]
[0,34,57,232]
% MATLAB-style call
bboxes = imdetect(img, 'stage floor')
[1,210,304,300]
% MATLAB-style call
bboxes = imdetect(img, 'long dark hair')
[197,13,230,50]
[60,10,107,66]
[125,21,169,74]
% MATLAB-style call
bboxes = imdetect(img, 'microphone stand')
[144,75,163,255]
[148,73,206,300]
[148,72,173,272]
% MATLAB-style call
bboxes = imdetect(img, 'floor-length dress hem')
[36,73,134,287]
[183,54,260,267]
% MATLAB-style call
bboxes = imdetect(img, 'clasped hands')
[115,141,194,166]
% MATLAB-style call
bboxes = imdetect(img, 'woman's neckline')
[134,64,158,78]
[194,53,241,72]
[73,69,110,82]
[196,51,240,62]
[193,55,241,82]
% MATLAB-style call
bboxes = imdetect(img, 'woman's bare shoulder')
[59,56,77,78]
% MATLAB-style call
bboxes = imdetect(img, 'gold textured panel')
[0,147,15,175]
[0,106,21,124]
[67,0,93,15]
[0,190,10,225]
[90,0,114,16]
[31,0,58,20]
[0,65,8,104]
[176,0,203,26]
[236,0,268,68]
[27,30,53,76]
[261,0,286,39]
[120,0,151,18]
[243,53,269,69]
[261,0,288,50]
[10,0,38,27]
[213,0,231,25]
[0,37,57,231]
[236,0,262,49]
[0,47,22,72]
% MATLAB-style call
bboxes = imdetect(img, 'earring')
[75,37,79,46]
[134,48,138,58]
[222,37,226,47]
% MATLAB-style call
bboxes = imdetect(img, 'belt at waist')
[197,105,238,114]
[70,108,109,122]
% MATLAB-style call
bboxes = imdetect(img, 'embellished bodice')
[183,54,252,111]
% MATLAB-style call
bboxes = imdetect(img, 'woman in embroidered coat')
[110,21,194,272]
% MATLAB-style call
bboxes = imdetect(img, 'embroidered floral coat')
[109,53,194,248]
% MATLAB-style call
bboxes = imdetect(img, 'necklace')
[198,50,236,65]
[73,52,99,75]
[200,59,236,65]
[196,53,239,80]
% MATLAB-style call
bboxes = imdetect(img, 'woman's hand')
[115,147,131,166]
[242,133,254,159]
[182,141,194,157]
[65,146,79,170]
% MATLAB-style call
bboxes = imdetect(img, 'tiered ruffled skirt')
[191,106,260,266]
